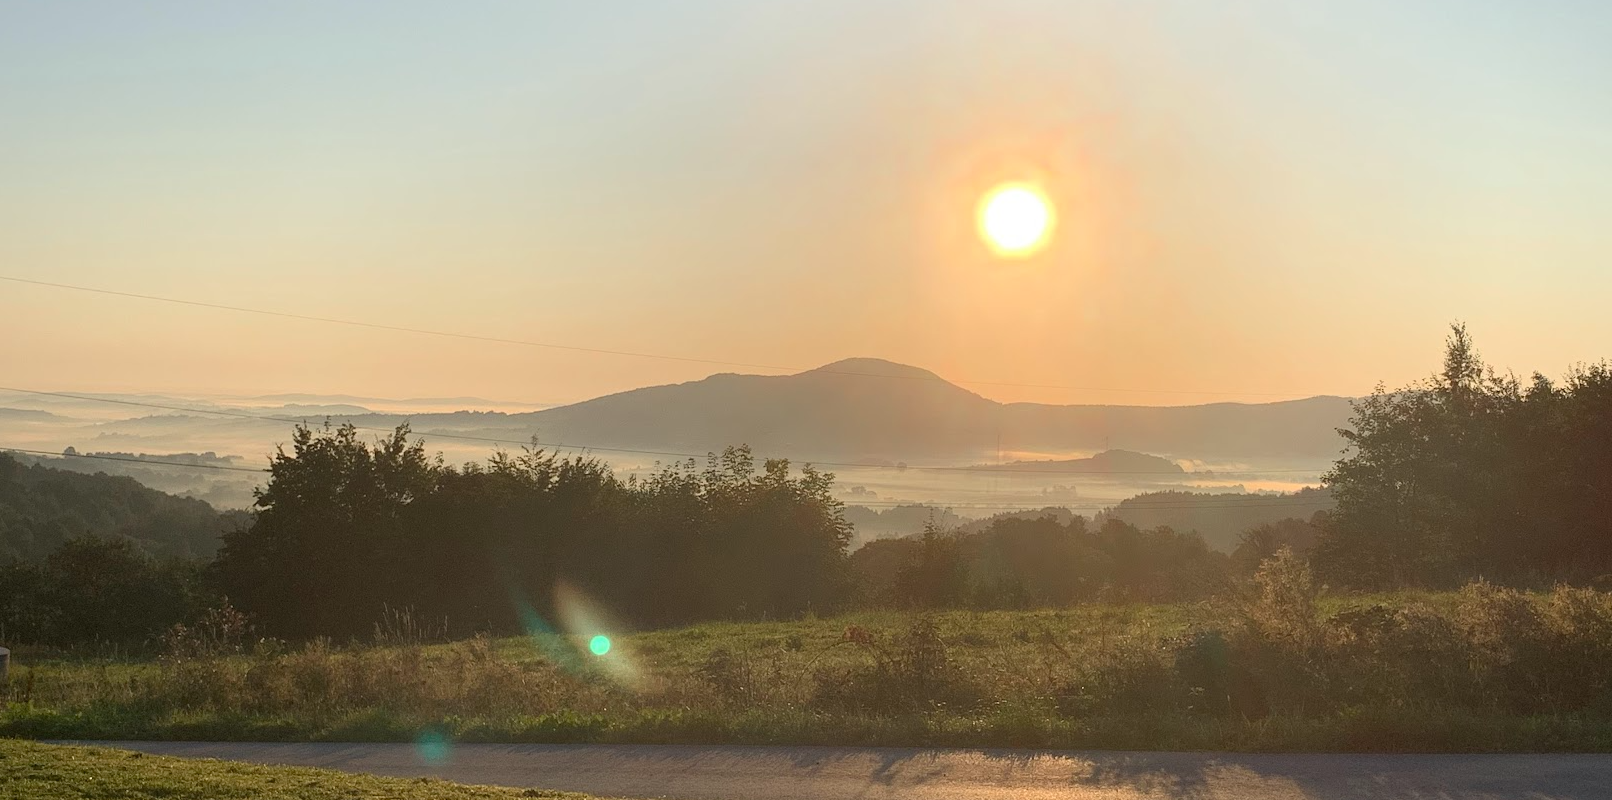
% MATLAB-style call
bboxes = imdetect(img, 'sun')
[978,183,1054,257]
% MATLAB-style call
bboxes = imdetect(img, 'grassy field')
[7,566,1612,753]
[0,739,601,800]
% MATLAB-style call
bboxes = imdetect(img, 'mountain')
[0,453,244,562]
[494,358,1353,463]
[0,358,1352,514]
[505,358,1000,461]
[970,449,1185,476]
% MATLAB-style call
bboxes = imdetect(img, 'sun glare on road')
[978,183,1054,257]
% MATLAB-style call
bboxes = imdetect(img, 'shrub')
[1226,547,1325,715]
[1322,602,1472,708]
[1054,636,1176,718]
[1239,547,1322,650]
[1537,586,1612,711]
[812,618,981,713]
[160,601,249,662]
[700,647,761,705]
[1171,630,1234,718]
[373,605,447,648]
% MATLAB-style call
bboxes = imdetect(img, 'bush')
[700,647,761,705]
[373,605,447,648]
[812,618,981,713]
[1322,602,1472,708]
[1537,586,1612,711]
[1172,630,1235,718]
[1239,547,1322,650]
[1225,547,1325,715]
[1452,583,1612,713]
[160,601,249,662]
[1054,636,1176,718]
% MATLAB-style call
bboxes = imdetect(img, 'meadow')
[9,555,1612,753]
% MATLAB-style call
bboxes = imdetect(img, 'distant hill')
[0,359,1349,513]
[0,453,243,562]
[509,358,999,461]
[244,393,554,412]
[842,491,1332,554]
[969,449,1185,477]
[0,408,58,421]
[844,503,967,545]
[1098,487,1335,552]
[495,358,1352,463]
[955,506,1084,535]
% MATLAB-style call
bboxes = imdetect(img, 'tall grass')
[9,567,1612,751]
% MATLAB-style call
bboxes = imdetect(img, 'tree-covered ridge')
[852,514,1227,609]
[0,453,242,562]
[1101,487,1334,552]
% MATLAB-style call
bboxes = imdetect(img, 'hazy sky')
[3,1,1610,407]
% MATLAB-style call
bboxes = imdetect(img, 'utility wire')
[0,386,1335,476]
[0,274,1335,398]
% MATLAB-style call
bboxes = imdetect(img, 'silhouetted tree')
[1319,324,1612,587]
[217,427,853,637]
[1233,516,1323,574]
[218,422,441,639]
[892,520,969,609]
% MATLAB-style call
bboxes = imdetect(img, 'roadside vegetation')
[10,555,1612,751]
[0,739,599,800]
[4,325,1612,752]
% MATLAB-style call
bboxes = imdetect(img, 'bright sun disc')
[978,184,1053,257]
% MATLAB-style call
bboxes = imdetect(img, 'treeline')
[853,515,1228,608]
[0,453,242,562]
[1315,324,1612,588]
[6,324,1609,648]
[212,424,854,640]
[0,536,208,646]
[2,425,1241,647]
[1100,487,1334,552]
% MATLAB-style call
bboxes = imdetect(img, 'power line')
[1,447,265,472]
[0,274,1334,398]
[0,385,1335,477]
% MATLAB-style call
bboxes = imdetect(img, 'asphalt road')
[65,741,1612,800]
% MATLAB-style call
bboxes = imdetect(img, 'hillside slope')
[0,453,240,561]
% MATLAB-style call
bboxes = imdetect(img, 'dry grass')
[9,575,1612,752]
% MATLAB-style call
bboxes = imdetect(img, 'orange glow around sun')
[978,183,1054,257]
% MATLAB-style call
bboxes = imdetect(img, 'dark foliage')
[851,513,1228,608]
[1099,487,1334,552]
[1319,324,1612,588]
[0,536,210,647]
[0,453,239,562]
[216,423,853,639]
[1233,515,1324,574]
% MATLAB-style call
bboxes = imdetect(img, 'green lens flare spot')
[414,729,452,766]
[589,634,611,656]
